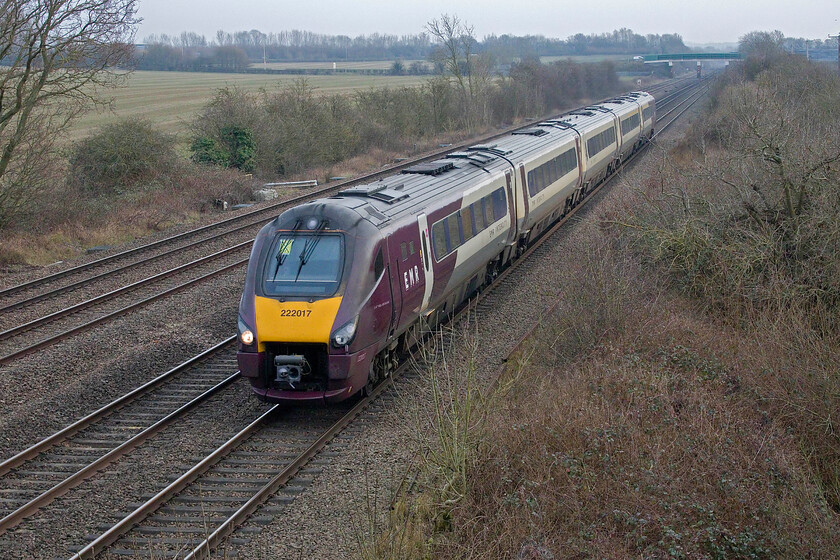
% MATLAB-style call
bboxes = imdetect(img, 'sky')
[136,0,840,46]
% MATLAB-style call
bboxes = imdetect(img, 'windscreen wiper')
[276,219,302,266]
[294,220,327,281]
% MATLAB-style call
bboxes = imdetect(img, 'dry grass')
[414,224,840,559]
[0,164,252,267]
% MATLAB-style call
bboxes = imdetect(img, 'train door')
[505,169,518,246]
[517,163,529,222]
[612,113,622,160]
[417,213,434,313]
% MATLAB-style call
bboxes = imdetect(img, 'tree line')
[135,27,690,72]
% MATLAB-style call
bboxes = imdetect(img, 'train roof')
[307,91,653,229]
[324,125,582,227]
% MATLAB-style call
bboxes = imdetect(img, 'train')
[236,91,656,404]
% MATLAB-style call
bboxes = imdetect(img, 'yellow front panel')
[254,296,342,350]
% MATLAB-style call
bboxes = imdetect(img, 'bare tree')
[0,0,138,226]
[426,14,492,129]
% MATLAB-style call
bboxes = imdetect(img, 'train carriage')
[237,92,655,404]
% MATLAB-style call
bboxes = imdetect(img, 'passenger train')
[236,91,656,403]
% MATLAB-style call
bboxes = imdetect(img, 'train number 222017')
[280,309,312,317]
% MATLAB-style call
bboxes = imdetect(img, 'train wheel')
[361,356,382,397]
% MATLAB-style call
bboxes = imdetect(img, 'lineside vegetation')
[367,33,840,560]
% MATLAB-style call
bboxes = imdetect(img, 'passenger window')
[473,202,486,232]
[400,242,407,261]
[409,240,415,255]
[432,221,447,260]
[491,188,507,221]
[447,216,461,251]
[461,206,474,241]
[484,196,495,223]
[421,234,429,269]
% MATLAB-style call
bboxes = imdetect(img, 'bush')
[191,125,256,172]
[633,58,840,325]
[628,56,840,512]
[69,118,177,195]
[189,63,626,178]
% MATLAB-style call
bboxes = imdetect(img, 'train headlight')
[238,315,256,347]
[331,317,358,348]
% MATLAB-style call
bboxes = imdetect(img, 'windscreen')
[262,233,344,297]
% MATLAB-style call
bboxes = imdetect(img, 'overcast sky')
[136,0,840,46]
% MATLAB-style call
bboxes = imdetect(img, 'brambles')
[626,52,840,518]
[633,58,840,326]
[191,126,256,172]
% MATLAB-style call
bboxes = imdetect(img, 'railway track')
[0,338,248,534]
[0,76,707,559]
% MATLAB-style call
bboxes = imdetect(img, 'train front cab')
[237,204,393,404]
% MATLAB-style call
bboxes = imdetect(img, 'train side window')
[563,148,576,174]
[374,247,384,278]
[409,240,415,255]
[473,202,486,232]
[400,242,408,261]
[483,195,494,223]
[432,220,447,260]
[491,188,506,221]
[548,158,558,185]
[447,215,461,251]
[461,205,474,241]
[527,169,536,197]
[421,235,429,269]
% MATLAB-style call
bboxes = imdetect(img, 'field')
[70,70,429,142]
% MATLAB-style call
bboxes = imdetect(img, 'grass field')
[70,70,430,142]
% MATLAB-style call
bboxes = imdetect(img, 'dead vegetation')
[361,55,840,559]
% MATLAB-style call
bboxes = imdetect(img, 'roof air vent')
[340,183,409,204]
[512,128,549,137]
[402,160,455,176]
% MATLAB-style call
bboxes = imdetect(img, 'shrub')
[190,125,256,172]
[627,56,840,512]
[69,118,177,195]
[189,63,626,177]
